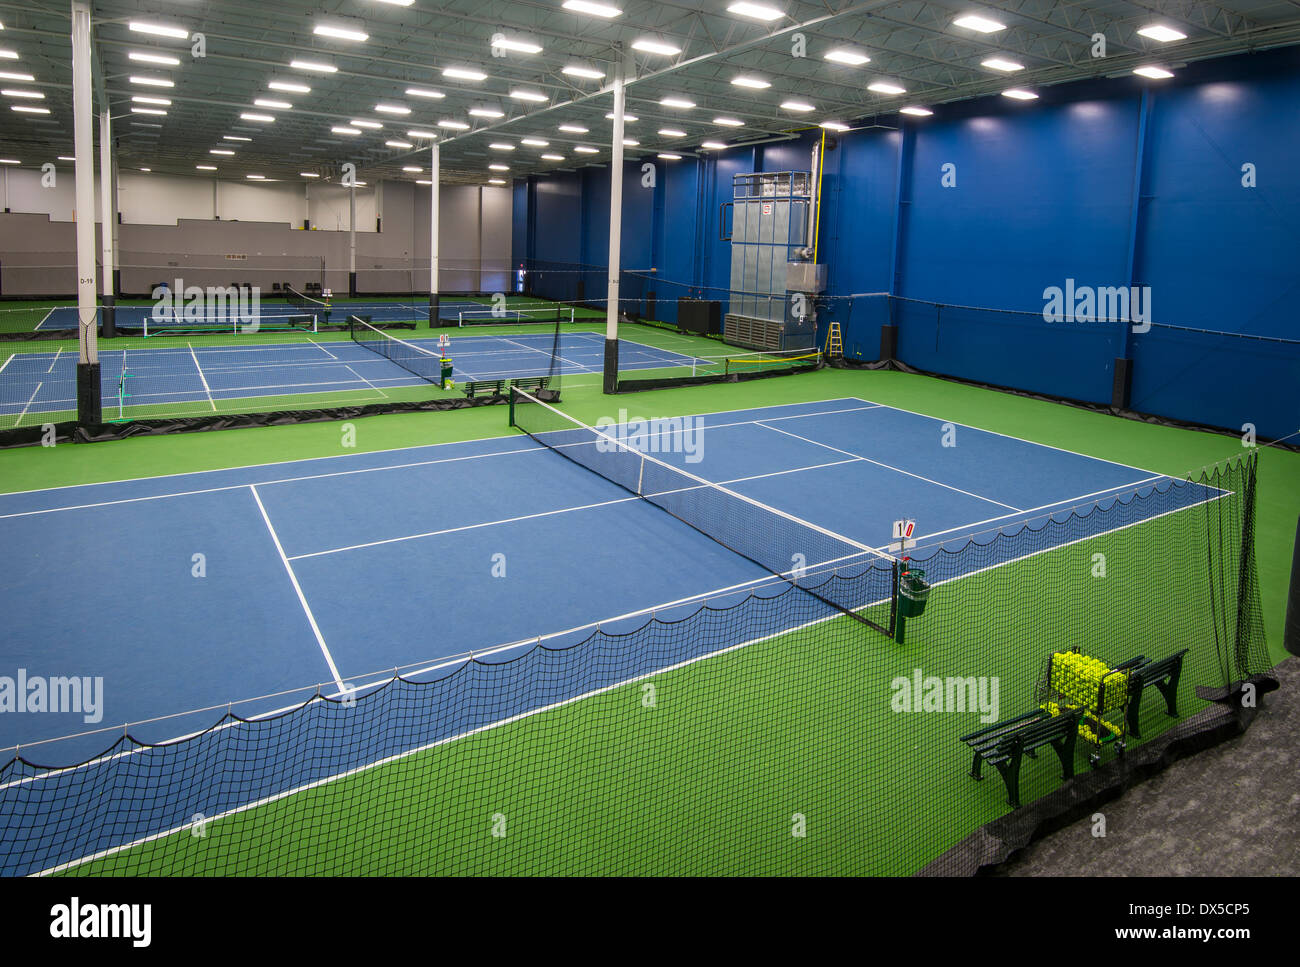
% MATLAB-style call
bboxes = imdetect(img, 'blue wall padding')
[514,47,1300,439]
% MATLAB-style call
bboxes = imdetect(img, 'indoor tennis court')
[0,0,1295,894]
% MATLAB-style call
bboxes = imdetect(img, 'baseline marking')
[188,343,216,411]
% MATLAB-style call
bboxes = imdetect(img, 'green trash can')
[898,568,931,618]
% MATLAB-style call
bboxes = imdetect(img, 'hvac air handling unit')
[721,154,826,352]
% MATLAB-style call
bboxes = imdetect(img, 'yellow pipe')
[812,128,827,264]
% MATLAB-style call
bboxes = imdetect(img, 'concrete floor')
[993,656,1299,876]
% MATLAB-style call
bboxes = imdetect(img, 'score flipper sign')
[889,519,917,553]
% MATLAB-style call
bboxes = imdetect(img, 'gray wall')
[0,168,511,298]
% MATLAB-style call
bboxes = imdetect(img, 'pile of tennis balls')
[1049,650,1127,710]
[1079,716,1123,746]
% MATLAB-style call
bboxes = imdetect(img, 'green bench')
[1126,649,1189,738]
[960,707,1083,808]
[462,379,506,399]
[462,376,551,400]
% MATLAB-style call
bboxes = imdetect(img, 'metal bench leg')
[992,755,1023,808]
[969,752,985,780]
[1126,680,1146,739]
[1049,734,1077,781]
[1157,665,1183,718]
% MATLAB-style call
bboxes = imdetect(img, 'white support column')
[603,51,627,393]
[429,143,440,327]
[72,1,97,367]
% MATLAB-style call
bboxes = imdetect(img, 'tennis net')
[140,312,318,337]
[286,286,331,321]
[458,305,576,327]
[510,388,897,632]
[350,316,445,385]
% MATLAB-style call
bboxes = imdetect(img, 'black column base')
[880,324,898,361]
[1285,517,1300,657]
[77,362,102,426]
[348,271,357,299]
[603,337,619,395]
[1111,357,1133,410]
[101,294,116,339]
[429,294,441,328]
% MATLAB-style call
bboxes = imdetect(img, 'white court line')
[0,352,13,377]
[755,420,1023,512]
[188,343,216,411]
[0,388,869,502]
[498,336,594,374]
[0,445,543,520]
[34,599,846,877]
[289,495,640,560]
[289,454,864,561]
[45,347,62,375]
[249,484,344,691]
[308,338,338,360]
[911,473,1176,545]
[12,474,1232,810]
[344,364,388,399]
[0,401,881,518]
[847,397,1167,479]
[14,383,42,426]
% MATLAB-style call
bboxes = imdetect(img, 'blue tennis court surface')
[0,395,1229,874]
[0,395,1223,760]
[0,331,698,422]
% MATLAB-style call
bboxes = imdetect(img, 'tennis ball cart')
[1034,647,1146,766]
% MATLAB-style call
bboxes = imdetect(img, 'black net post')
[101,294,116,339]
[1232,451,1260,676]
[1286,515,1300,656]
[76,362,101,425]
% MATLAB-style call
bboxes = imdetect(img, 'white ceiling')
[1,0,1298,186]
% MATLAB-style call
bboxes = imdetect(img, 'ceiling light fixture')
[313,24,369,42]
[443,67,488,81]
[290,60,337,73]
[953,14,1006,33]
[128,22,189,40]
[824,48,870,66]
[726,2,784,21]
[1137,25,1187,42]
[632,39,681,55]
[128,52,180,66]
[562,1,622,17]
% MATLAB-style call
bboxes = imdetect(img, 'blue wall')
[515,46,1300,440]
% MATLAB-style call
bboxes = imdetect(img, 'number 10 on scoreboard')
[890,519,917,554]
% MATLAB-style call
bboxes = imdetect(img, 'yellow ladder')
[824,321,844,360]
